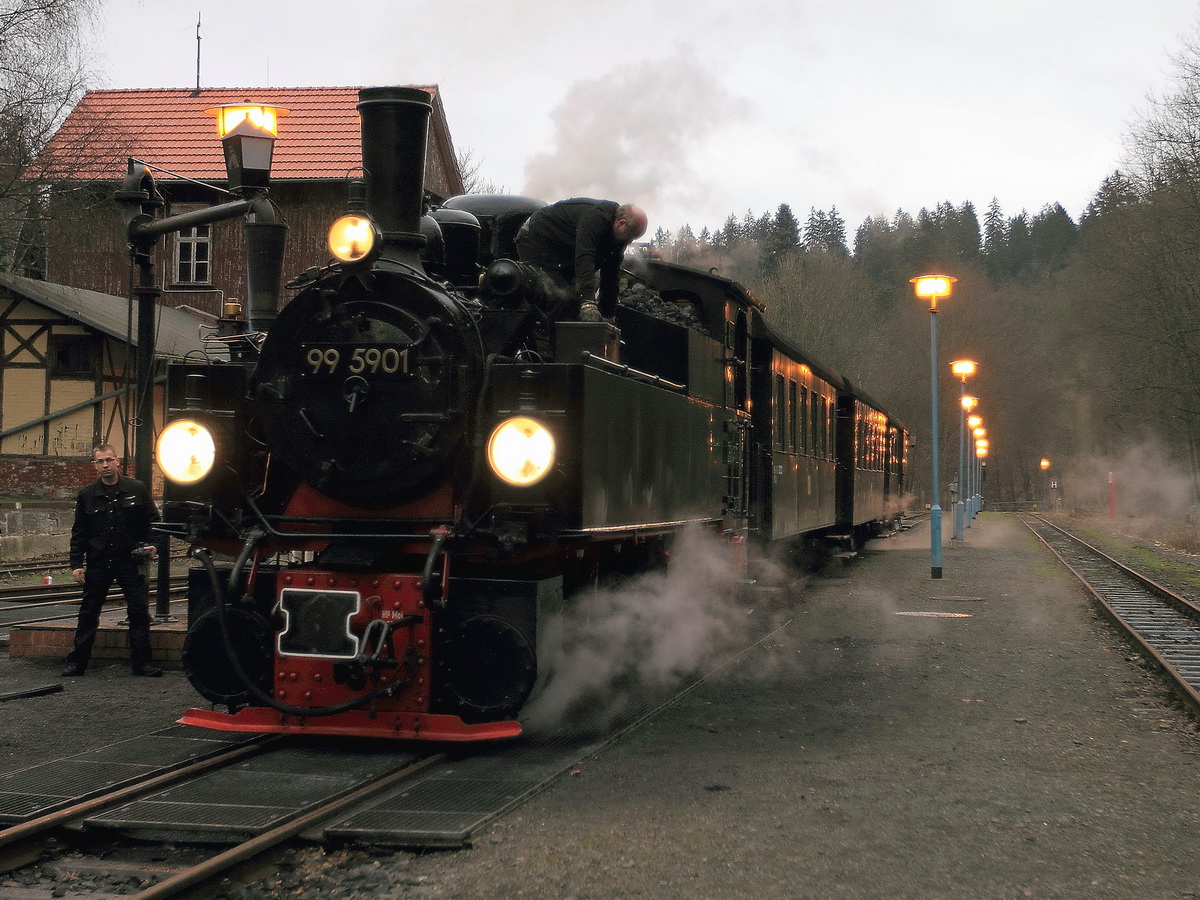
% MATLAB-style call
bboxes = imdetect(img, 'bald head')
[613,204,648,243]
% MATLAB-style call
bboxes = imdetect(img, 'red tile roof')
[40,86,453,185]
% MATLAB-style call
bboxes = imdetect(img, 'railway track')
[0,729,442,899]
[0,554,190,581]
[0,609,796,897]
[0,576,189,637]
[0,575,189,606]
[1021,513,1200,714]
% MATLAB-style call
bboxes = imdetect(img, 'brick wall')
[0,456,94,500]
[9,620,183,667]
[0,456,164,501]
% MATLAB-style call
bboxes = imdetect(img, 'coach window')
[817,395,828,458]
[799,386,809,455]
[788,380,798,452]
[811,393,820,458]
[174,222,212,285]
[773,373,785,447]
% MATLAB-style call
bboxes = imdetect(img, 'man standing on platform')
[61,443,163,677]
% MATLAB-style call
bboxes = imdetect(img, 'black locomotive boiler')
[154,86,908,742]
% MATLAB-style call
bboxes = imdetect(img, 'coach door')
[724,310,752,533]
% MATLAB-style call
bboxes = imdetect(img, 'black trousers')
[66,554,152,667]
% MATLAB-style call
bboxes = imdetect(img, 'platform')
[8,607,187,668]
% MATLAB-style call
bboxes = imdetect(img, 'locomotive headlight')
[328,214,381,264]
[487,417,556,486]
[156,419,217,484]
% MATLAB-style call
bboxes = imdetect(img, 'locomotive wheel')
[182,607,274,708]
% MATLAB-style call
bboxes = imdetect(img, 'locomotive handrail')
[579,351,687,392]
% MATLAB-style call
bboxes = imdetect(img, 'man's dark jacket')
[69,475,159,568]
[518,198,625,313]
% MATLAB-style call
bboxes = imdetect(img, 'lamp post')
[968,418,984,518]
[976,445,988,510]
[951,360,977,541]
[114,101,287,618]
[957,392,978,537]
[911,275,957,578]
[1040,458,1051,509]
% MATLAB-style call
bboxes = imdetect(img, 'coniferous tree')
[1029,203,1078,274]
[760,203,800,273]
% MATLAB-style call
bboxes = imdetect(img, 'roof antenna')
[189,13,202,97]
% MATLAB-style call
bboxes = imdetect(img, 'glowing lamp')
[205,104,286,138]
[156,419,216,484]
[968,415,983,429]
[203,102,289,192]
[961,394,978,411]
[328,214,381,264]
[951,359,976,380]
[910,274,957,309]
[1040,458,1051,470]
[487,416,556,486]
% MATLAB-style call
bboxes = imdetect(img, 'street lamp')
[951,360,977,541]
[958,393,978,534]
[204,102,288,192]
[969,419,984,517]
[976,445,989,510]
[1040,457,1051,509]
[115,101,289,618]
[911,274,957,579]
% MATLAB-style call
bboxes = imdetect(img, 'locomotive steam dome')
[253,269,477,507]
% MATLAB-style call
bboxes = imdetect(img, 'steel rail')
[1021,513,1200,713]
[0,575,189,606]
[0,736,282,875]
[130,752,446,900]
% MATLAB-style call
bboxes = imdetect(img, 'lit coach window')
[156,419,217,484]
[487,417,556,486]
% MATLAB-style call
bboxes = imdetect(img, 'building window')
[175,224,211,284]
[49,335,97,377]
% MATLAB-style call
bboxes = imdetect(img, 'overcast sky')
[94,0,1200,236]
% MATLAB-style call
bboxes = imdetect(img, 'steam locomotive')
[154,87,908,742]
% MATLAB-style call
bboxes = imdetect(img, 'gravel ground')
[3,512,1200,898]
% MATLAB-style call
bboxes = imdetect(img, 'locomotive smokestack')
[356,86,432,253]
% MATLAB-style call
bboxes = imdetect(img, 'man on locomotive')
[515,197,648,322]
[60,443,163,678]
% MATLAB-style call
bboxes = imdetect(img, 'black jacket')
[69,475,159,568]
[517,198,625,310]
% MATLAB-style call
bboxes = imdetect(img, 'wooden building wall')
[0,287,169,497]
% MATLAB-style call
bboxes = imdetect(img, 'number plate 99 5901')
[301,344,411,377]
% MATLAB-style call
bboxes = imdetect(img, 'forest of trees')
[5,0,1200,515]
[636,40,1200,516]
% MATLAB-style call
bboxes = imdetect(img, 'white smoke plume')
[521,46,747,221]
[1068,441,1197,519]
[519,526,756,737]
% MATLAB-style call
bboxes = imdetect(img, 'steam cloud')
[1068,440,1197,519]
[521,46,746,222]
[519,526,756,736]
